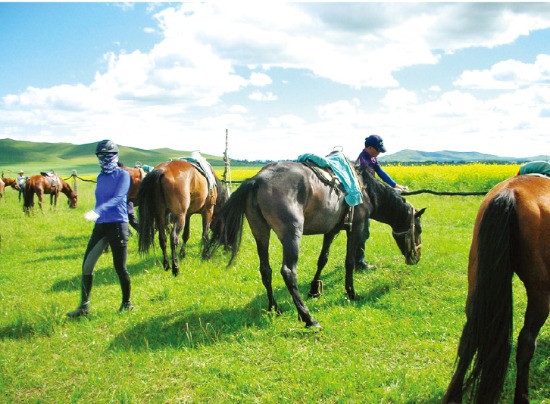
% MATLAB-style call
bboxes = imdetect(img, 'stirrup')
[343,205,354,231]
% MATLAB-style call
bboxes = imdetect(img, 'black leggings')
[82,223,130,296]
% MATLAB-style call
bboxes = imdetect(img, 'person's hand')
[84,210,99,222]
[395,184,409,193]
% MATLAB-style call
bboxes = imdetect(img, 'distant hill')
[1,139,547,174]
[0,138,272,176]
[379,149,548,164]
[0,138,228,166]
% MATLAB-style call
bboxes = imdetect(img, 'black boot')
[118,273,133,312]
[67,274,93,318]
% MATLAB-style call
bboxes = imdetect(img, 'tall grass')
[0,166,548,402]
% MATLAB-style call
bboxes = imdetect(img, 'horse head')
[60,179,78,209]
[391,204,426,265]
[67,193,78,209]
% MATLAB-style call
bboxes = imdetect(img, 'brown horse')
[204,162,426,329]
[1,177,20,191]
[120,165,146,204]
[23,174,78,214]
[444,174,550,403]
[137,160,227,276]
[0,177,20,201]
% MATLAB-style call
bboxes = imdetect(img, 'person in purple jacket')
[355,134,408,270]
[67,140,133,317]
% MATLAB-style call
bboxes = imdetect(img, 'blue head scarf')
[97,153,119,175]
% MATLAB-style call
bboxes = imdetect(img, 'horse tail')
[453,188,517,403]
[137,168,165,255]
[203,178,257,263]
[23,180,34,212]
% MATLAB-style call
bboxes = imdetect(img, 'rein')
[392,204,421,254]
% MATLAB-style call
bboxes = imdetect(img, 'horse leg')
[201,208,214,244]
[308,231,338,298]
[246,202,279,314]
[38,193,44,214]
[514,290,549,404]
[170,214,185,276]
[344,227,363,300]
[157,217,170,271]
[280,235,321,329]
[256,230,279,314]
[179,217,190,260]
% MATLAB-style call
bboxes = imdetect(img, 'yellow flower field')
[216,163,521,193]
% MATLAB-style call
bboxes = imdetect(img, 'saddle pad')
[519,161,550,177]
[180,152,216,190]
[297,151,362,206]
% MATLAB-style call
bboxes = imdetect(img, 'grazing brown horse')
[137,160,227,276]
[1,177,20,191]
[204,162,426,329]
[444,174,550,404]
[23,174,78,214]
[0,177,20,200]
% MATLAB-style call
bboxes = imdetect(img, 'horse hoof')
[308,280,323,298]
[305,320,323,330]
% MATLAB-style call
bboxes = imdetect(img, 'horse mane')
[357,166,410,228]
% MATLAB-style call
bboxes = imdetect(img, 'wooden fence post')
[72,170,78,195]
[222,128,232,195]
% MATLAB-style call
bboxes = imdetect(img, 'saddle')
[300,160,354,231]
[301,160,343,196]
[180,152,217,202]
[40,171,59,188]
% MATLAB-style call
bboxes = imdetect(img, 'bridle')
[392,204,421,259]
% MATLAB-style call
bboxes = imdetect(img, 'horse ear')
[415,207,426,217]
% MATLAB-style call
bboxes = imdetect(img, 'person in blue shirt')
[355,134,408,270]
[67,140,133,317]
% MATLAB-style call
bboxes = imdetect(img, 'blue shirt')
[356,150,396,188]
[94,168,130,223]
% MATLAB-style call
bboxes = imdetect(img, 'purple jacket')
[356,150,396,188]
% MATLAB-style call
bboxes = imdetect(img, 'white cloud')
[455,54,550,89]
[249,72,272,87]
[249,91,277,101]
[2,3,550,160]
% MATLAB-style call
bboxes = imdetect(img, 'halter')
[392,204,422,256]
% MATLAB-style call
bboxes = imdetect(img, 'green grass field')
[0,166,548,403]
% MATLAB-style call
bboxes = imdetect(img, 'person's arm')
[374,164,397,188]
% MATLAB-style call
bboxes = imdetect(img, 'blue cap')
[365,135,386,153]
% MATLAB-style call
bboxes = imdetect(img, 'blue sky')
[1,2,549,161]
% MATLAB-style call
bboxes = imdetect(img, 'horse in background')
[137,159,226,276]
[444,174,550,403]
[204,161,426,329]
[23,173,78,215]
[0,177,20,200]
[119,164,146,205]
[1,178,20,191]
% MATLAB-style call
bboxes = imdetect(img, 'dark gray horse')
[204,161,426,329]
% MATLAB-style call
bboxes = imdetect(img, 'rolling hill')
[0,138,226,166]
[0,138,547,175]
[379,149,548,164]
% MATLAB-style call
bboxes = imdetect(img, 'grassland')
[0,164,548,403]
